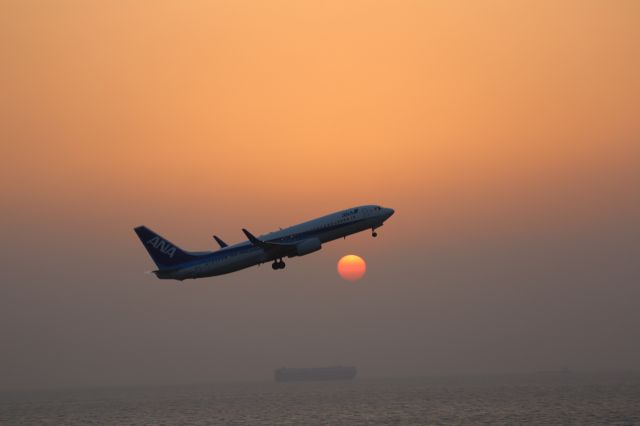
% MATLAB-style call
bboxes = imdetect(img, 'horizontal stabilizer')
[213,235,228,248]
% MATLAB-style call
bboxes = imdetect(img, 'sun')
[337,255,366,281]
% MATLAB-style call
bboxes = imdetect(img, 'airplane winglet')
[242,228,261,245]
[242,228,290,251]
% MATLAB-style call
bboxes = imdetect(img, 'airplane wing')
[213,235,228,248]
[242,228,295,251]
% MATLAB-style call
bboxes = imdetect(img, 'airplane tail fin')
[133,226,199,269]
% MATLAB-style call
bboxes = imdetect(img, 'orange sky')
[1,0,640,389]
[3,1,639,242]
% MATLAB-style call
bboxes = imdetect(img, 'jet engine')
[295,238,322,256]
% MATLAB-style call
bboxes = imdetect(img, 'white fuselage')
[157,205,394,280]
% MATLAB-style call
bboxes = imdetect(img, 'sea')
[1,373,639,425]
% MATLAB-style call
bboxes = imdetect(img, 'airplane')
[134,205,394,280]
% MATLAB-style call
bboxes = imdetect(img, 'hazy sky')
[1,0,639,390]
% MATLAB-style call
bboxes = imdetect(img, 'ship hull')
[275,366,357,382]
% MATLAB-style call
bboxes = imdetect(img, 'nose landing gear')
[272,259,286,270]
[372,228,378,238]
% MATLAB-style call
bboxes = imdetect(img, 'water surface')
[2,373,639,425]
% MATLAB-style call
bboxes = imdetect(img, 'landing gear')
[372,228,378,238]
[272,259,286,270]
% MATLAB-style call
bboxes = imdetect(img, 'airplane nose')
[385,208,395,218]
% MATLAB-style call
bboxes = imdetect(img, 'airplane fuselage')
[136,205,394,280]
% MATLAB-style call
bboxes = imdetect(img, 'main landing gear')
[272,259,286,270]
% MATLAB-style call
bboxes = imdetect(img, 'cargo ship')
[274,366,357,382]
